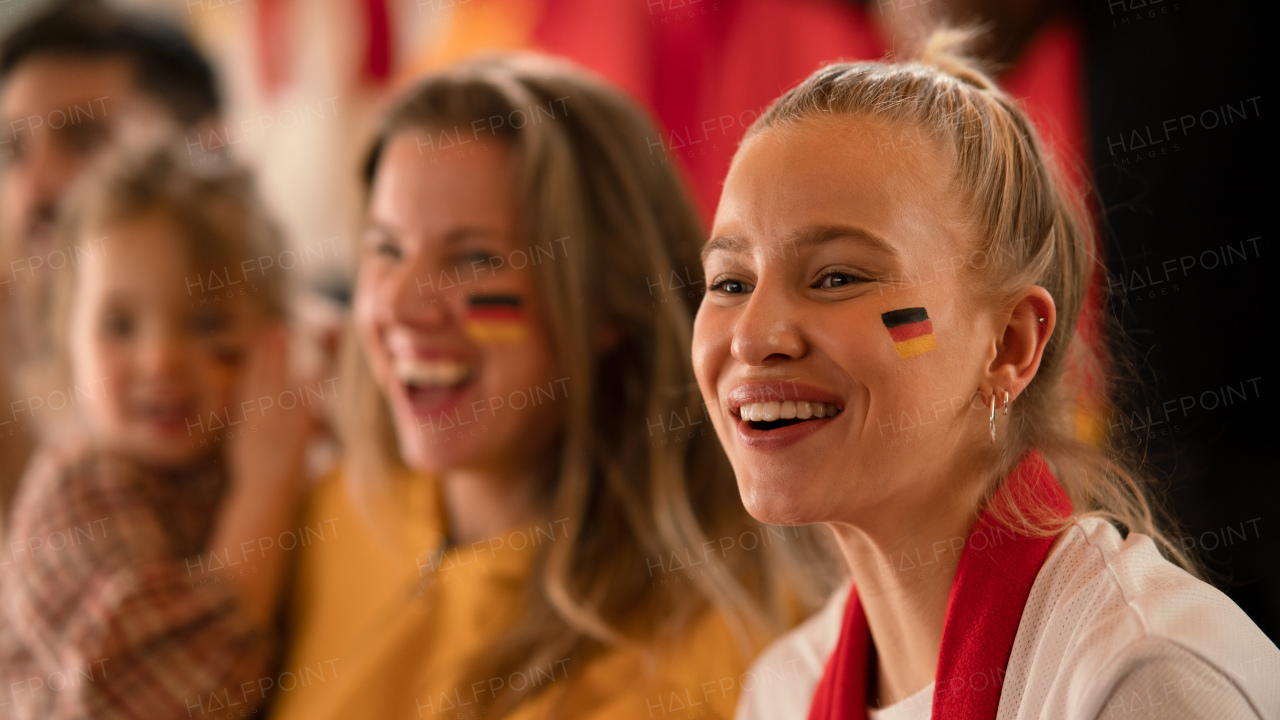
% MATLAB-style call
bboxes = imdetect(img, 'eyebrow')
[700,235,747,263]
[794,225,899,258]
[362,223,501,245]
[702,224,899,263]
[442,227,501,244]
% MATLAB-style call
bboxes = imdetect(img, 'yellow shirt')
[269,468,754,720]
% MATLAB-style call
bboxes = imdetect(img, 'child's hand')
[228,324,312,496]
[214,324,313,629]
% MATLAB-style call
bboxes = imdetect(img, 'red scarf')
[807,450,1073,720]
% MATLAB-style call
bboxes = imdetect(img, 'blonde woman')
[691,32,1280,720]
[270,54,824,720]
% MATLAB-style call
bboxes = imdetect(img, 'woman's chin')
[738,476,829,527]
[394,426,487,474]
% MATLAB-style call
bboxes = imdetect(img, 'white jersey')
[738,517,1280,720]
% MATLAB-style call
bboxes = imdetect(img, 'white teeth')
[736,401,840,423]
[393,357,471,388]
[760,401,781,422]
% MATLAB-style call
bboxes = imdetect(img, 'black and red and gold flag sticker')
[464,295,528,344]
[881,307,937,359]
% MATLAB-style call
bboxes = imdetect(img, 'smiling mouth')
[135,399,194,434]
[394,356,476,394]
[733,400,842,431]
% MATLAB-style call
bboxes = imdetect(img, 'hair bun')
[917,27,997,91]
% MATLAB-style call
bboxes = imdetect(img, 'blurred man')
[0,0,222,525]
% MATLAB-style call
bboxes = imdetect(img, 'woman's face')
[356,133,563,475]
[693,118,1000,528]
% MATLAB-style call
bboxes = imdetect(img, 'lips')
[135,399,194,436]
[387,350,478,420]
[725,381,844,450]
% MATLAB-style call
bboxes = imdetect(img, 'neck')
[829,455,993,708]
[440,465,540,546]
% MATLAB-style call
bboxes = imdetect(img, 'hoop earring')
[989,392,996,444]
[1003,390,1010,415]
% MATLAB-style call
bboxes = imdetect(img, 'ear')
[984,286,1055,402]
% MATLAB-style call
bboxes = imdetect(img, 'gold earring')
[989,392,996,444]
[1003,390,1010,415]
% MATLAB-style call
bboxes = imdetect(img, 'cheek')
[192,346,244,405]
[353,272,391,381]
[691,307,729,389]
[863,316,980,436]
[691,308,738,444]
[486,311,556,389]
[71,339,129,420]
[352,268,380,329]
[0,177,19,214]
[809,312,884,374]
[469,297,563,439]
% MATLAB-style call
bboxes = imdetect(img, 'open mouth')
[394,357,476,408]
[733,401,842,431]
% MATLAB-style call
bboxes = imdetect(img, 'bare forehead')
[369,133,520,246]
[748,115,953,185]
[1,54,136,117]
[373,133,513,208]
[718,118,957,228]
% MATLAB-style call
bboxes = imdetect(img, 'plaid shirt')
[0,441,273,719]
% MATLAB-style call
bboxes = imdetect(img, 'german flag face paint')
[464,294,528,344]
[881,307,937,359]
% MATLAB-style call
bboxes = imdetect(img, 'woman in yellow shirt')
[269,53,828,720]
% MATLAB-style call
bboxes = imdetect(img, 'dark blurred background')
[0,0,1273,638]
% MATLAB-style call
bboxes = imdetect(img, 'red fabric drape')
[362,0,393,84]
[808,450,1073,720]
[532,0,882,220]
[257,0,291,96]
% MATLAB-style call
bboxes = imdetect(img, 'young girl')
[0,147,312,718]
[269,54,830,720]
[691,30,1280,720]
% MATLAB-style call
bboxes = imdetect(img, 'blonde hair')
[745,29,1197,573]
[344,53,832,713]
[29,145,289,432]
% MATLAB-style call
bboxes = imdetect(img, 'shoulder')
[734,580,850,720]
[1000,517,1280,719]
[277,464,425,698]
[527,606,759,720]
[288,464,417,576]
[6,439,146,543]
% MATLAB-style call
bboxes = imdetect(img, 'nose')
[730,279,807,366]
[23,137,78,226]
[137,326,189,379]
[379,258,451,331]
